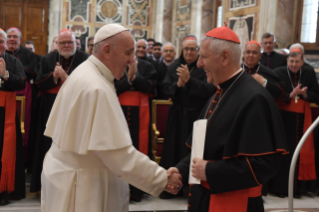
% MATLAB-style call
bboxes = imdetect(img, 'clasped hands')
[0,58,7,78]
[290,84,307,99]
[53,62,68,82]
[127,59,138,81]
[177,64,190,87]
[165,158,208,194]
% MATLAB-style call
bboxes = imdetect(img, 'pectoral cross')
[295,95,299,103]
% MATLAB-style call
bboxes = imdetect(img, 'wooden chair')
[16,96,26,138]
[151,99,172,164]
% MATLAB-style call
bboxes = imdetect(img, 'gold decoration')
[101,1,118,18]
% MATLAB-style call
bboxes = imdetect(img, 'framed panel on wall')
[229,0,256,11]
[228,14,255,52]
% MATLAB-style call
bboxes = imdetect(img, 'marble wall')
[55,0,153,51]
[274,0,296,49]
[46,0,307,54]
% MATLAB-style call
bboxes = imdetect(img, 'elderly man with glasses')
[159,35,215,199]
[30,29,89,193]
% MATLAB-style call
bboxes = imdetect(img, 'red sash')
[0,91,16,193]
[118,91,149,155]
[278,99,316,180]
[200,181,262,212]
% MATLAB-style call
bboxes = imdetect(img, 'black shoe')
[293,193,301,199]
[0,201,9,206]
[277,193,286,198]
[130,196,142,202]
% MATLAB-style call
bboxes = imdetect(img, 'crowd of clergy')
[0,24,318,207]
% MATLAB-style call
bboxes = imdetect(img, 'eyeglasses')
[244,50,259,55]
[183,47,199,52]
[88,44,94,47]
[7,35,19,39]
[58,41,75,46]
[163,49,174,53]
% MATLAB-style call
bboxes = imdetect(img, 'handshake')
[164,167,183,195]
[164,158,208,194]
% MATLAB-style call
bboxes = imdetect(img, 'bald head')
[136,39,148,58]
[162,42,176,63]
[243,42,262,68]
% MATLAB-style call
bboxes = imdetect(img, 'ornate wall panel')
[224,0,259,42]
[228,14,254,52]
[61,0,153,51]
[96,0,123,23]
[229,0,256,10]
[173,0,192,56]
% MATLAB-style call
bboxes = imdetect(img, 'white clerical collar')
[216,68,243,89]
[163,60,173,66]
[88,55,115,82]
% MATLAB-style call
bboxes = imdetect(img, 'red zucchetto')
[184,37,197,41]
[245,40,261,47]
[59,29,72,34]
[205,26,240,44]
[289,49,303,54]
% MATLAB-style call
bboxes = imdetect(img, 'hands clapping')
[290,84,307,99]
[53,62,68,82]
[177,64,190,87]
[165,167,183,194]
[0,58,6,77]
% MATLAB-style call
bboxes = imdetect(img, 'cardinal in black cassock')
[114,58,157,202]
[0,43,26,204]
[173,26,288,212]
[30,29,88,192]
[269,50,319,197]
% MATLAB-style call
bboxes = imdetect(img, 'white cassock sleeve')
[94,145,167,197]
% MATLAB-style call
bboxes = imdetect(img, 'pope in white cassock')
[41,24,182,212]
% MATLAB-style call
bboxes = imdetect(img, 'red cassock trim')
[201,181,262,212]
[277,99,317,180]
[0,91,16,193]
[118,91,149,155]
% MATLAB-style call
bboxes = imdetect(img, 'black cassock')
[30,50,88,192]
[114,58,157,201]
[0,53,26,200]
[260,51,287,69]
[160,55,215,170]
[176,71,288,212]
[269,66,319,195]
[242,63,286,100]
[6,46,38,167]
[154,61,168,99]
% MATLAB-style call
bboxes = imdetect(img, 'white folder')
[189,119,207,184]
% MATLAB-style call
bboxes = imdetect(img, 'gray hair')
[163,42,175,49]
[289,43,304,53]
[202,37,242,64]
[0,30,7,41]
[6,28,21,38]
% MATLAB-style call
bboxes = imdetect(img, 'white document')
[189,119,207,184]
